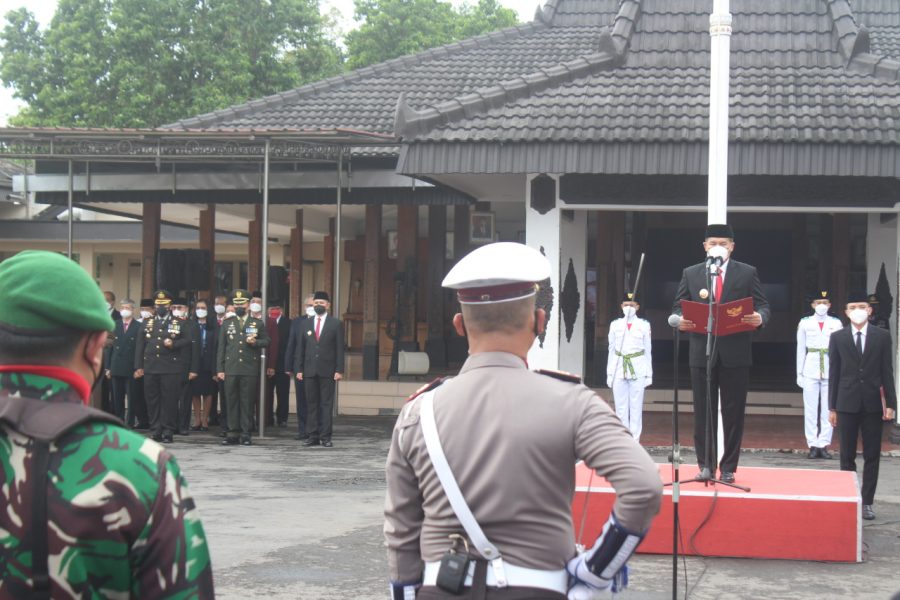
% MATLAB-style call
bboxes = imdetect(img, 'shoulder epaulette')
[405,377,447,403]
[536,369,582,384]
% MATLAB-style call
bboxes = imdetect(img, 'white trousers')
[801,377,833,448]
[612,378,644,442]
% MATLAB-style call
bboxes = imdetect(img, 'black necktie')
[856,331,863,354]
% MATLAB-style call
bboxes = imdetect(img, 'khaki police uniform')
[796,311,842,451]
[606,314,652,442]
[216,300,269,443]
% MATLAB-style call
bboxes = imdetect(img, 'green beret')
[0,250,115,332]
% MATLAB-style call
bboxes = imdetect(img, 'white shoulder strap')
[419,390,508,587]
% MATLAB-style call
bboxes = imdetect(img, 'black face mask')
[235,307,246,317]
[156,306,168,318]
[313,305,327,315]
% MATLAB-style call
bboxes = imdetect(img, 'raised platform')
[572,463,861,563]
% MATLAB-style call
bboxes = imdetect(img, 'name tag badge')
[246,326,257,335]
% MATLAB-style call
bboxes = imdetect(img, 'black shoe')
[222,437,239,445]
[321,440,333,448]
[241,437,252,446]
[190,425,203,432]
[819,448,833,459]
[278,421,288,428]
[808,448,819,459]
[720,471,735,484]
[697,467,712,481]
[863,505,875,520]
[219,430,228,438]
[176,430,189,436]
[294,434,309,441]
[302,438,320,447]
[151,434,162,442]
[162,435,174,443]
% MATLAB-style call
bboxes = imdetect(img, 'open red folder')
[680,297,756,336]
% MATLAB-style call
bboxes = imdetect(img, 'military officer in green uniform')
[217,289,269,445]
[0,250,213,598]
[135,290,191,443]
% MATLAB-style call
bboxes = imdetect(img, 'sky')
[0,0,544,125]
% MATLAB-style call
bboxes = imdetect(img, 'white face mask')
[707,244,729,261]
[172,309,184,319]
[140,310,152,320]
[107,302,113,310]
[814,304,829,317]
[622,306,637,319]
[305,306,315,317]
[225,311,236,320]
[120,309,133,319]
[849,308,869,325]
[250,302,262,313]
[214,304,226,314]
[196,309,208,319]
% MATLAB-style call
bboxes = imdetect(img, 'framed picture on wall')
[470,212,494,244]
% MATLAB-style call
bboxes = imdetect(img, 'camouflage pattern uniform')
[0,370,214,599]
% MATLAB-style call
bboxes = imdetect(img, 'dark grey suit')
[829,324,897,505]
[295,314,345,442]
[672,259,770,474]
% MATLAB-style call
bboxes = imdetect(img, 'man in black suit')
[295,291,344,448]
[104,298,140,422]
[671,224,770,483]
[828,292,897,520]
[285,294,315,440]
[264,300,292,427]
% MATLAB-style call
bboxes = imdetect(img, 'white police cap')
[442,242,551,304]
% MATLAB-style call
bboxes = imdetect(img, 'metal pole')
[67,160,74,259]
[22,160,29,220]
[334,148,343,418]
[258,141,270,439]
[707,0,732,224]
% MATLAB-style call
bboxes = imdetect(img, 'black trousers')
[838,410,884,505]
[130,377,149,427]
[690,361,749,473]
[225,375,258,438]
[144,372,180,437]
[305,375,335,441]
[294,377,307,436]
[214,380,227,428]
[110,375,134,421]
[178,373,192,433]
[266,371,291,424]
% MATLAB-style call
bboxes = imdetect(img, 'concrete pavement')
[169,417,900,599]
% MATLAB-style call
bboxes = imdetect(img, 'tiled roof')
[165,0,624,134]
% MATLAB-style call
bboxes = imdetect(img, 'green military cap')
[232,289,250,305]
[153,290,173,305]
[0,250,115,332]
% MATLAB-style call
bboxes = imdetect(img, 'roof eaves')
[166,21,547,131]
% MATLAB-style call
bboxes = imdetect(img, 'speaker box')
[183,249,211,291]
[156,249,185,292]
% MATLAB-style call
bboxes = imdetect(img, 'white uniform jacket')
[607,317,652,385]
[796,315,843,380]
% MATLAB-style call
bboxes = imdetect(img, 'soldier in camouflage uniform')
[0,250,214,598]
[217,288,269,445]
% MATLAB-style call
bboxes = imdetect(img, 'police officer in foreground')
[0,250,213,597]
[135,290,191,443]
[217,289,269,446]
[384,242,662,600]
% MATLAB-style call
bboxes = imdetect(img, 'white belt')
[423,561,568,594]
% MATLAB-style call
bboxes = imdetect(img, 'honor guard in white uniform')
[796,290,842,458]
[384,242,662,600]
[606,292,652,442]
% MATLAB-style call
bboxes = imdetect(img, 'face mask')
[172,309,185,319]
[622,306,636,319]
[140,310,152,320]
[268,309,282,319]
[156,306,168,318]
[814,304,829,317]
[196,309,208,319]
[849,308,869,325]
[120,309,133,319]
[225,311,236,319]
[305,307,315,317]
[235,307,247,317]
[106,302,113,310]
[313,305,327,316]
[250,302,262,313]
[707,245,729,261]
[214,304,226,314]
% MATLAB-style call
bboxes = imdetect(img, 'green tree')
[345,0,519,70]
[0,0,344,127]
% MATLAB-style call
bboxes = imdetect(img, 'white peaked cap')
[442,242,551,304]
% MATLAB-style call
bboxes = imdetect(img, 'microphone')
[668,314,682,328]
[706,254,724,267]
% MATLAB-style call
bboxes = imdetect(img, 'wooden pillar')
[593,211,625,387]
[289,209,304,318]
[397,205,419,346]
[454,204,470,261]
[363,205,382,380]
[199,204,216,298]
[425,205,447,367]
[832,214,850,311]
[323,217,335,299]
[141,202,161,297]
[790,215,806,321]
[248,204,262,292]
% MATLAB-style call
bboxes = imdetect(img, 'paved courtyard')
[170,416,900,600]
